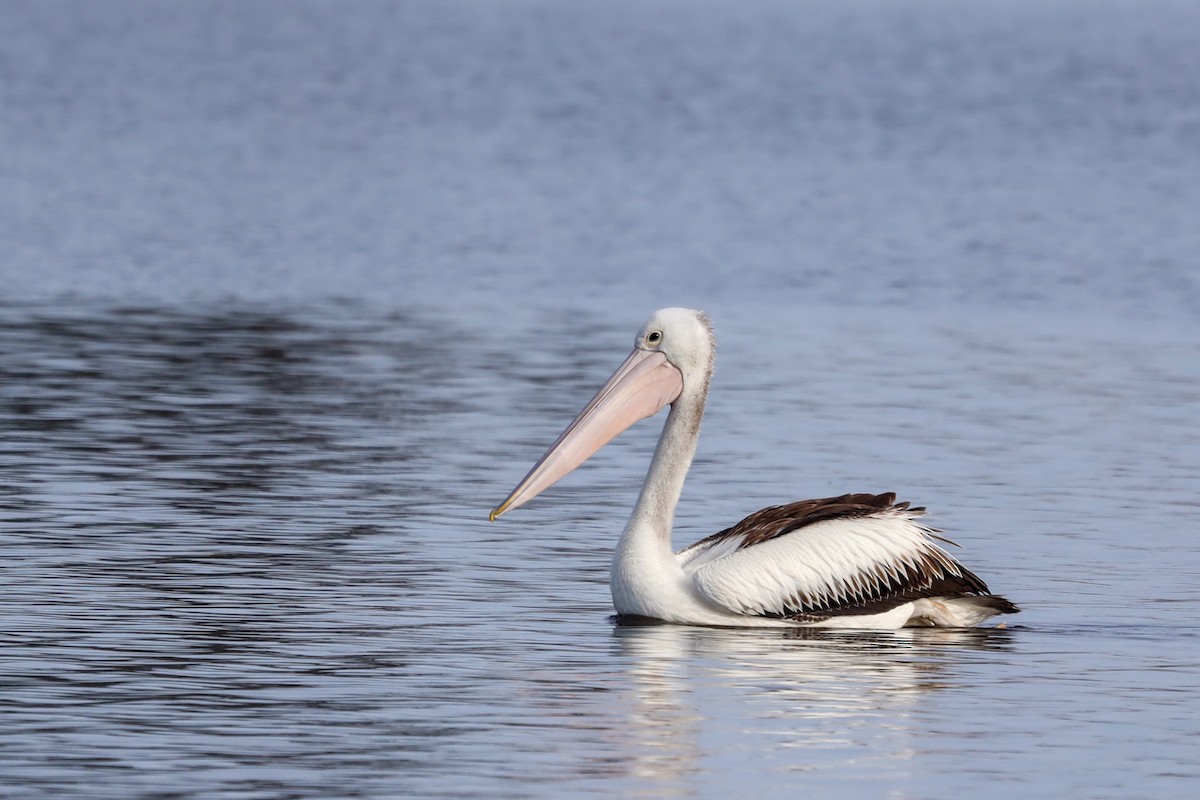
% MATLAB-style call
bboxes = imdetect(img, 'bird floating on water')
[490,308,1018,629]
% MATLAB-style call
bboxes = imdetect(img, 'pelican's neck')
[624,385,707,550]
[610,384,707,618]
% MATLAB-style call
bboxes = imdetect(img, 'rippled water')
[3,1,1200,798]
[4,301,1198,798]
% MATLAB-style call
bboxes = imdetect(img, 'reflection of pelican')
[610,623,1015,784]
[614,621,1016,693]
[492,308,1018,629]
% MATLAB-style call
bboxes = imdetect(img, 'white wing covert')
[678,493,992,621]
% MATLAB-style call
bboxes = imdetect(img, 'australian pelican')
[490,308,1018,628]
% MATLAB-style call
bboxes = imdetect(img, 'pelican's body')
[491,308,1018,629]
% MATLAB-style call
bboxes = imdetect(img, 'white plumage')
[688,515,944,615]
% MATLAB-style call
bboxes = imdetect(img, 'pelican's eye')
[646,330,663,346]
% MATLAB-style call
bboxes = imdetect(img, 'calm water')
[3,1,1200,798]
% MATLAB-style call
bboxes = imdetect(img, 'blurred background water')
[2,1,1199,798]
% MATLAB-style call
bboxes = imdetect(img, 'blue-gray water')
[2,1,1199,798]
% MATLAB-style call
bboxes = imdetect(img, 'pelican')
[490,308,1019,628]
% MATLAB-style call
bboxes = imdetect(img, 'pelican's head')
[634,307,716,399]
[489,307,715,521]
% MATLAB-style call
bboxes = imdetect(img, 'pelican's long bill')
[490,347,683,521]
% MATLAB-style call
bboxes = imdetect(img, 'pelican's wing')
[678,493,994,621]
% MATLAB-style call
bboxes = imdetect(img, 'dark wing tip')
[976,595,1021,615]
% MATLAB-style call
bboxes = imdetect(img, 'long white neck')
[627,394,704,544]
[610,381,708,616]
